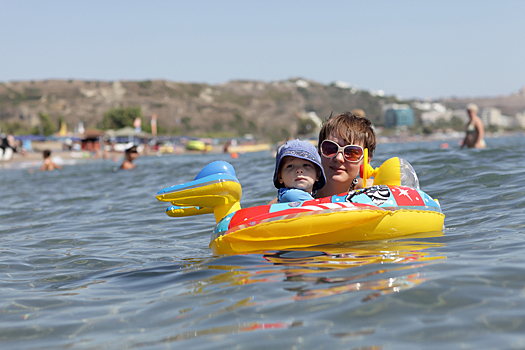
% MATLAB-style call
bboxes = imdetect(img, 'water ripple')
[2,136,525,349]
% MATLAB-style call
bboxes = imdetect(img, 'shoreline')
[2,131,521,170]
[0,143,234,170]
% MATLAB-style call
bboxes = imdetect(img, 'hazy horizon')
[2,0,524,100]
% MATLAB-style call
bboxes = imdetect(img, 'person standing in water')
[41,150,62,171]
[461,103,486,149]
[121,145,138,170]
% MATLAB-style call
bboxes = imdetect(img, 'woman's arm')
[460,124,469,148]
[475,118,485,147]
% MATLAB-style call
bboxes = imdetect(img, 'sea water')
[1,136,525,349]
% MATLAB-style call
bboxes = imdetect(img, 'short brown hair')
[318,112,377,156]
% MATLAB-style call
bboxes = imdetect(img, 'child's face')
[278,156,319,192]
[126,150,138,161]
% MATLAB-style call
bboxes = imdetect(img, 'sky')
[2,0,525,100]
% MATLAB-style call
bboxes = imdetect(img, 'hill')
[440,89,525,117]
[0,79,398,141]
[1,79,525,141]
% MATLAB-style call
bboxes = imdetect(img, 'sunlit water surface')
[2,136,525,349]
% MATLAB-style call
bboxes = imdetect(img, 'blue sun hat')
[273,139,326,190]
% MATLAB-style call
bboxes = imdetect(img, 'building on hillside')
[479,107,521,129]
[420,110,453,125]
[417,102,456,125]
[516,110,525,128]
[383,104,415,127]
[412,101,447,113]
[481,107,502,126]
[450,109,469,124]
[499,115,519,129]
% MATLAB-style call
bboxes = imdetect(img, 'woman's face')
[320,133,365,189]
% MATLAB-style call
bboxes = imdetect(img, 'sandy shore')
[0,143,243,169]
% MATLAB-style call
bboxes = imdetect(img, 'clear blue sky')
[2,0,524,100]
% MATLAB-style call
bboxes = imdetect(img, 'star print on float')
[390,186,425,206]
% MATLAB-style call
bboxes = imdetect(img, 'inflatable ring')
[156,159,445,255]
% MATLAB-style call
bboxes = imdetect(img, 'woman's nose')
[334,151,345,162]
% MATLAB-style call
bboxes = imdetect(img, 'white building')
[416,102,452,125]
[516,110,525,128]
[420,108,468,126]
[295,79,310,88]
[412,101,447,113]
[499,115,518,128]
[333,80,350,89]
[420,110,452,125]
[481,107,502,126]
[451,109,469,123]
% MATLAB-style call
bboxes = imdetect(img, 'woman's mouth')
[330,166,346,173]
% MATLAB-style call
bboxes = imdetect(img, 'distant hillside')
[440,90,525,116]
[1,79,524,141]
[0,79,398,141]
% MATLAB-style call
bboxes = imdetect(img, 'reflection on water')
[3,137,525,349]
[268,241,444,302]
[142,234,446,344]
[207,233,445,302]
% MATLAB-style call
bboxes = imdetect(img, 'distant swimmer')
[121,145,138,170]
[461,103,486,149]
[41,150,62,171]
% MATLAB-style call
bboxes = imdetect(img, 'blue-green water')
[2,136,525,349]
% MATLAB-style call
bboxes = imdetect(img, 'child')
[273,139,326,203]
[41,150,62,171]
[121,145,138,170]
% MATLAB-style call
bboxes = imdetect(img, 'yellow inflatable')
[156,157,445,255]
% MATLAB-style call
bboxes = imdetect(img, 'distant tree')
[181,116,192,131]
[0,121,32,135]
[102,107,142,130]
[422,126,433,135]
[229,113,251,136]
[35,112,56,136]
[487,125,499,133]
[435,117,449,129]
[450,116,465,131]
[297,118,314,136]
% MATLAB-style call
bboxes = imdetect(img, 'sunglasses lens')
[344,146,363,161]
[321,141,364,162]
[321,141,339,157]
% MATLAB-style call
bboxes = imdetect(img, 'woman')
[316,112,377,197]
[461,103,486,149]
